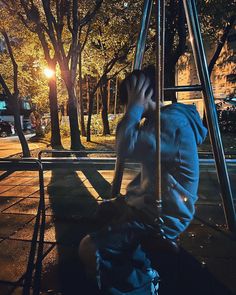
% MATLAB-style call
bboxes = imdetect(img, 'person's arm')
[116,73,153,158]
[116,104,145,158]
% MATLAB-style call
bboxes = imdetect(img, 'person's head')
[119,65,156,106]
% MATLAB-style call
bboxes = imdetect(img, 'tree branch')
[65,0,73,34]
[79,0,103,27]
[41,0,58,45]
[165,0,178,59]
[35,26,51,61]
[172,0,187,65]
[0,75,12,98]
[17,12,37,33]
[108,63,131,81]
[208,15,236,75]
[81,23,91,52]
[41,0,66,63]
[1,30,19,96]
[66,44,72,61]
[72,0,79,35]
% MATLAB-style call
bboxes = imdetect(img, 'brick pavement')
[0,166,235,295]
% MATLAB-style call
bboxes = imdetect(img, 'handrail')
[38,149,116,160]
[164,85,202,92]
[1,158,236,171]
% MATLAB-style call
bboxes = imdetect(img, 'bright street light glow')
[44,68,55,78]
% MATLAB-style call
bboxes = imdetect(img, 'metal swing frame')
[111,0,236,232]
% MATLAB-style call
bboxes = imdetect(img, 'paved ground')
[0,164,235,295]
[0,135,46,158]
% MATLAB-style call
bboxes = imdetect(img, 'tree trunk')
[96,88,100,115]
[78,54,86,137]
[100,79,110,135]
[12,98,30,157]
[96,76,100,115]
[114,76,119,115]
[48,62,63,148]
[208,15,236,75]
[86,76,90,114]
[86,92,94,142]
[165,61,177,103]
[107,79,111,114]
[67,87,84,150]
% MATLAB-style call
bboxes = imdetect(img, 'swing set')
[111,0,236,233]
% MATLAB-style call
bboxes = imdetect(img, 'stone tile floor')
[0,166,235,295]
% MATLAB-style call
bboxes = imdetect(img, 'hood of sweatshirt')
[167,103,208,145]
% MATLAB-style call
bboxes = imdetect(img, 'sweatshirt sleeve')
[116,104,144,158]
[116,105,180,161]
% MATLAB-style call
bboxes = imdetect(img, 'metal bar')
[161,0,165,103]
[33,160,45,295]
[198,151,236,157]
[1,158,236,169]
[155,0,163,215]
[183,0,236,232]
[164,85,202,92]
[199,159,236,165]
[18,160,45,295]
[0,159,41,171]
[112,0,153,197]
[38,149,115,160]
[133,0,154,70]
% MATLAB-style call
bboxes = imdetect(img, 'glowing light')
[44,68,55,78]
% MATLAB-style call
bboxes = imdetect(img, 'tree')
[83,1,141,140]
[0,29,30,157]
[162,0,187,102]
[29,0,102,149]
[208,15,236,76]
[2,0,103,150]
[1,0,63,148]
[77,21,92,137]
[160,0,236,102]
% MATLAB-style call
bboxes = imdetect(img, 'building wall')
[176,28,236,117]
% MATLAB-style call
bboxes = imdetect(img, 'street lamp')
[44,67,55,79]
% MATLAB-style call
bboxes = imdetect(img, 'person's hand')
[126,73,154,112]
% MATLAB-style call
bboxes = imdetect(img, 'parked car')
[224,97,236,106]
[216,102,236,133]
[0,120,15,137]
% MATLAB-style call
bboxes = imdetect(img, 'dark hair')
[119,65,156,105]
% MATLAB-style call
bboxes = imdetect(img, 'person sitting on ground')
[79,65,207,295]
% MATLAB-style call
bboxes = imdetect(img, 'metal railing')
[0,159,45,295]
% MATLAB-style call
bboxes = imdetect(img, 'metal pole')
[183,0,236,232]
[23,160,45,295]
[164,84,202,92]
[112,0,153,197]
[133,0,154,70]
[33,160,45,295]
[161,0,165,104]
[155,0,164,217]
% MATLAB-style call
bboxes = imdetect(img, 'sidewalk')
[0,134,47,158]
[0,165,235,295]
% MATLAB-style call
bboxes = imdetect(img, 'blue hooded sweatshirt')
[116,102,207,239]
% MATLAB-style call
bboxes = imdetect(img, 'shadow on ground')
[152,248,235,295]
[34,167,236,295]
[42,168,111,295]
